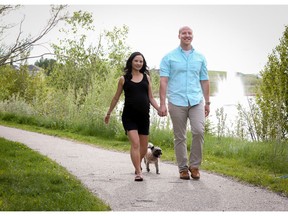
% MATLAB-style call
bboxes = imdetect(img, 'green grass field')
[0,137,111,211]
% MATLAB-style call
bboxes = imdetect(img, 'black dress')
[122,73,150,135]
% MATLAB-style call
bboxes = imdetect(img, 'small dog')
[144,142,162,174]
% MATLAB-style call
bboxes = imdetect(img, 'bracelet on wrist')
[205,101,211,105]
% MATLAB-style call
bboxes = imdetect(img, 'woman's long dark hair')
[124,52,149,80]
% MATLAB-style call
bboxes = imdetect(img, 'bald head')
[179,26,193,34]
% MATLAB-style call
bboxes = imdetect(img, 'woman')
[104,52,160,181]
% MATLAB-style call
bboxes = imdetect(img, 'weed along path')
[0,125,288,211]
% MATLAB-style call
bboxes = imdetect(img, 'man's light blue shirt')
[160,46,208,107]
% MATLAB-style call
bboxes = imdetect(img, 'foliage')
[50,10,97,96]
[239,73,260,96]
[35,57,56,76]
[208,70,226,96]
[0,95,35,117]
[235,98,266,142]
[0,65,17,100]
[256,25,288,141]
[0,9,131,140]
[215,107,227,140]
[0,65,46,102]
[50,11,130,105]
[103,25,130,74]
[149,69,160,96]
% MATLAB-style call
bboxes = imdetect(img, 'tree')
[0,64,45,102]
[35,57,56,76]
[256,25,288,141]
[50,10,130,99]
[0,5,68,66]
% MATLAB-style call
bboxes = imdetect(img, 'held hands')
[158,104,168,117]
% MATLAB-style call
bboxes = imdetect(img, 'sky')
[2,1,288,74]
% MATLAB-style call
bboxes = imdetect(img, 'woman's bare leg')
[127,130,142,175]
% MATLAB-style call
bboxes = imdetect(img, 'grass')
[0,136,111,211]
[0,119,287,200]
[202,154,288,195]
[202,135,288,196]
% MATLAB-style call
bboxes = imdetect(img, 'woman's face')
[132,55,144,71]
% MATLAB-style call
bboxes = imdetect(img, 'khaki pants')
[168,101,205,172]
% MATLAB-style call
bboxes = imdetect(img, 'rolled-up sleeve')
[199,57,208,81]
[160,55,170,77]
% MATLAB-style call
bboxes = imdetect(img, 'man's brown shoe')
[189,167,200,180]
[180,170,190,180]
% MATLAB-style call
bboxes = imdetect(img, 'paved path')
[0,125,287,211]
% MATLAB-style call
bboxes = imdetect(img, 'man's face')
[179,27,193,45]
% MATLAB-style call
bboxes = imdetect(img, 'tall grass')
[204,134,287,174]
[0,73,127,141]
[0,93,287,176]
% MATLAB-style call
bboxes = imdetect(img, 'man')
[159,26,210,180]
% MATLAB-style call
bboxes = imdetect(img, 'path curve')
[0,125,287,211]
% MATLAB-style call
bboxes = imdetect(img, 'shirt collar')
[178,46,194,52]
